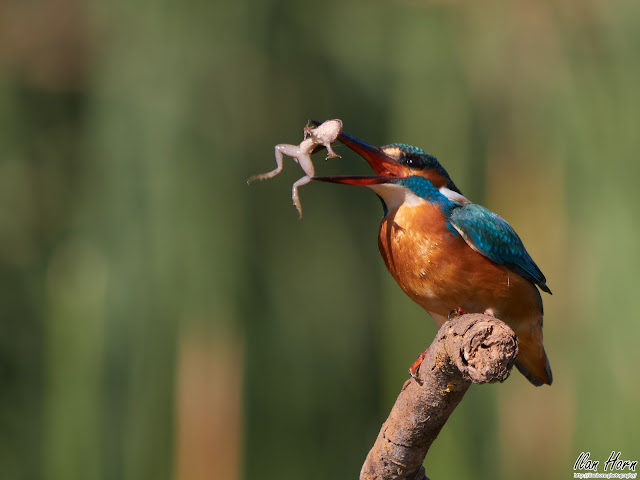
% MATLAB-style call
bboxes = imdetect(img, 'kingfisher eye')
[402,155,425,169]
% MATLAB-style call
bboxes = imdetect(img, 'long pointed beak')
[312,175,397,186]
[309,120,408,177]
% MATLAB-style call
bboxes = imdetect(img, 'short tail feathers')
[514,328,553,386]
[515,356,552,386]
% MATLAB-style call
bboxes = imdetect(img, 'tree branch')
[360,314,518,480]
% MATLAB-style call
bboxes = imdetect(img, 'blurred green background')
[1,0,639,479]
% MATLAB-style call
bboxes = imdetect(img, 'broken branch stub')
[360,314,518,480]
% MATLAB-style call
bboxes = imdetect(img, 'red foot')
[409,347,431,384]
[448,307,468,320]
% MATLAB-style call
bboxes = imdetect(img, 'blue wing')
[449,204,551,294]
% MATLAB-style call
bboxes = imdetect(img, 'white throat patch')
[367,183,425,213]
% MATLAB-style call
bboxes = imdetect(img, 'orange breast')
[378,201,551,385]
[377,202,542,331]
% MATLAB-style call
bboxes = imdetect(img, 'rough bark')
[360,314,518,480]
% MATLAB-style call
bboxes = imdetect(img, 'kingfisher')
[314,130,552,386]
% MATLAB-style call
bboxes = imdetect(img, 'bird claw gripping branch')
[247,119,343,218]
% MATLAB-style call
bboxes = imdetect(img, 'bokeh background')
[1,0,639,479]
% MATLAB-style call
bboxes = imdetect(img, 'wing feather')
[449,204,551,294]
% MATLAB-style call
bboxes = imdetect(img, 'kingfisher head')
[312,126,468,205]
